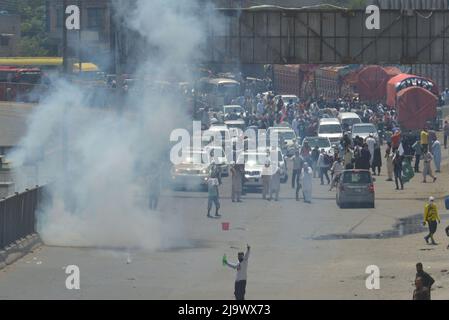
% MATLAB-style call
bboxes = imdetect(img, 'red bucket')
[222,222,230,231]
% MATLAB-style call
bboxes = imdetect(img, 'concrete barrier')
[0,233,42,269]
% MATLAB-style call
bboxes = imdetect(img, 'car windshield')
[181,151,207,164]
[279,131,296,140]
[319,124,342,134]
[352,125,376,133]
[282,96,299,103]
[304,138,330,148]
[238,153,268,166]
[224,106,243,114]
[218,83,239,96]
[341,118,361,126]
[342,171,372,184]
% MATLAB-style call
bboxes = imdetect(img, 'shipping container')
[386,73,439,130]
[396,87,438,130]
[387,73,439,107]
[355,65,401,102]
[272,64,303,97]
[313,65,358,100]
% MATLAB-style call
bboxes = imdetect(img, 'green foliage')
[16,0,54,56]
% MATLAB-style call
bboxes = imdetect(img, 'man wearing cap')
[424,196,441,245]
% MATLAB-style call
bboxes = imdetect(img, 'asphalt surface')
[1,157,447,299]
[0,102,448,299]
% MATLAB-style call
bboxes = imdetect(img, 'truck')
[386,74,439,130]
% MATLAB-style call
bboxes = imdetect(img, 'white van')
[338,112,362,131]
[317,118,343,145]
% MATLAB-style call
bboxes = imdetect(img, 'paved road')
[0,102,448,299]
[2,159,447,299]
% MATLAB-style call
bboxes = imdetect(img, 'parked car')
[336,170,375,208]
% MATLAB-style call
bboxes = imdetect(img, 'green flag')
[222,254,227,266]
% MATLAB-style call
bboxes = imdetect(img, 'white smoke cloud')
[8,0,217,250]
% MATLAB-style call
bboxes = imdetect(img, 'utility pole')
[115,0,123,85]
[62,0,69,74]
[78,0,82,74]
[61,0,69,210]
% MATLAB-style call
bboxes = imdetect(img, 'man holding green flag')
[224,245,250,300]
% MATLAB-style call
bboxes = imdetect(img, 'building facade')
[0,12,20,56]
[46,0,112,68]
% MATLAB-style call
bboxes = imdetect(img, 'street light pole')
[78,0,82,74]
[62,0,69,74]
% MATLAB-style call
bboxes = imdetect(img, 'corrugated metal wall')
[408,64,449,91]
[367,0,449,91]
[367,0,448,9]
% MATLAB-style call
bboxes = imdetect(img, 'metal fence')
[0,186,43,249]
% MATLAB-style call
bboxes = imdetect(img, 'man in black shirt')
[416,262,435,298]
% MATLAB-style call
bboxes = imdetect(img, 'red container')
[222,222,230,231]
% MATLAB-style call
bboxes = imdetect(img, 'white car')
[258,147,288,183]
[238,151,267,190]
[317,118,343,146]
[170,149,210,190]
[267,127,297,148]
[338,112,362,132]
[239,149,287,191]
[351,123,379,143]
[223,105,246,119]
[274,95,299,106]
[301,136,333,156]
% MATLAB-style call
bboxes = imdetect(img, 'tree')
[16,0,55,56]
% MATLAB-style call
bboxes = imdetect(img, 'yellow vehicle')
[0,57,99,73]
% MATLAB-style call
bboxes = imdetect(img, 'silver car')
[336,170,375,208]
[170,150,210,190]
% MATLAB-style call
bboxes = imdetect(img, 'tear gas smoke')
[8,0,216,250]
